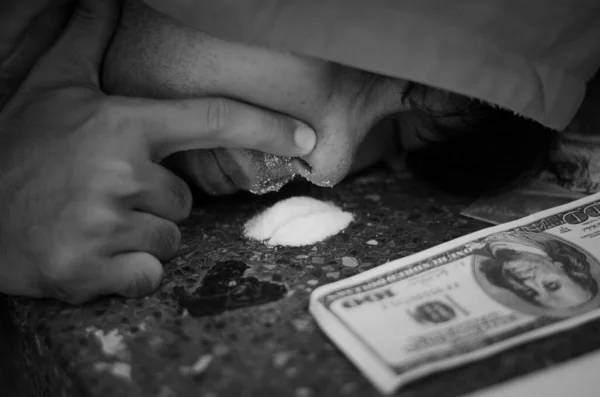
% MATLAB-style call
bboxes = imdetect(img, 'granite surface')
[3,166,600,397]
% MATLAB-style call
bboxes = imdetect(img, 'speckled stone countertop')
[3,166,600,397]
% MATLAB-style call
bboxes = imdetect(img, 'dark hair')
[480,240,598,307]
[398,82,558,197]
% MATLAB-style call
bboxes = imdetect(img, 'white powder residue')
[180,354,213,376]
[243,196,353,247]
[94,362,132,381]
[247,152,335,195]
[91,328,126,357]
[249,153,296,195]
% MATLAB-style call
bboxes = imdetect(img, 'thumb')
[31,0,121,86]
[112,96,317,162]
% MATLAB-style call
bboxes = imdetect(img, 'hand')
[0,0,316,304]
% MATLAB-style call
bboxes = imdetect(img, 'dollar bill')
[310,192,600,394]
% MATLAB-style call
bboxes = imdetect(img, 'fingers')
[134,164,193,223]
[111,96,316,162]
[42,211,179,304]
[117,212,182,261]
[30,0,121,86]
[43,252,163,304]
[94,212,180,298]
[104,211,180,298]
[102,252,164,298]
[165,150,240,196]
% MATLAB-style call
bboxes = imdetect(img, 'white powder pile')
[243,196,354,247]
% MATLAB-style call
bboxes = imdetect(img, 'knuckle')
[94,97,139,142]
[93,97,118,126]
[255,113,282,147]
[42,260,92,304]
[261,113,281,135]
[205,98,231,132]
[43,248,79,286]
[79,205,121,236]
[72,8,98,28]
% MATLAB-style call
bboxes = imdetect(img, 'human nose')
[296,115,356,186]
[300,97,403,187]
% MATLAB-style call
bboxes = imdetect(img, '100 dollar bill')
[310,192,600,394]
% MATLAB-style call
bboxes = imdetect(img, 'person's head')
[480,239,597,309]
[102,0,556,196]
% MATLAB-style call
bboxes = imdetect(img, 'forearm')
[0,0,74,109]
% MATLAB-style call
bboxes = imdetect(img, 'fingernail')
[294,123,316,154]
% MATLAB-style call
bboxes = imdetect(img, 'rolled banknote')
[310,192,600,394]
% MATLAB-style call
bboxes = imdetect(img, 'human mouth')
[213,148,310,195]
[182,149,238,195]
